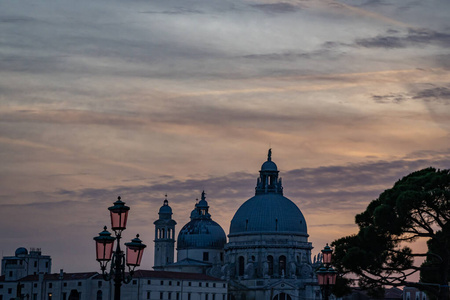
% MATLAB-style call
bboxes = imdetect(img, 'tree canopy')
[331,167,450,300]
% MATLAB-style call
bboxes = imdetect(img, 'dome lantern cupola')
[256,148,283,195]
[195,190,211,218]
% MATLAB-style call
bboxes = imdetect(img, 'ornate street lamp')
[321,244,333,265]
[316,244,338,300]
[94,196,146,300]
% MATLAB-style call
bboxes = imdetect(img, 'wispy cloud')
[355,28,450,49]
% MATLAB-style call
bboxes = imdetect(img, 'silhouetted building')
[156,150,321,300]
[1,247,51,281]
[0,268,227,300]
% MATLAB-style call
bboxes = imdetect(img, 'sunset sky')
[1,0,449,273]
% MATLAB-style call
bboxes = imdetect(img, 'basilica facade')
[153,150,321,300]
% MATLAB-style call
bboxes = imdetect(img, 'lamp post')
[94,196,146,300]
[316,244,337,300]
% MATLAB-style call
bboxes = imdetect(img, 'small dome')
[158,198,173,220]
[177,219,226,250]
[15,247,28,256]
[261,160,278,171]
[178,191,226,250]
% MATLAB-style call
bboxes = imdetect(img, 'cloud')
[0,16,37,23]
[372,93,408,104]
[140,8,204,15]
[250,3,300,14]
[355,28,450,49]
[412,86,450,102]
[372,86,450,104]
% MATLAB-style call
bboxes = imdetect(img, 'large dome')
[229,149,307,237]
[229,194,307,236]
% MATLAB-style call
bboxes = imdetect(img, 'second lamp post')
[317,244,337,300]
[94,196,146,300]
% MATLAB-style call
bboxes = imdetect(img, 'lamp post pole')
[94,196,146,300]
[316,244,337,300]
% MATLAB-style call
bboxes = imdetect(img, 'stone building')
[157,150,321,300]
[0,267,227,300]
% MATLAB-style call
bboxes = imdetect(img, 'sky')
[0,0,449,274]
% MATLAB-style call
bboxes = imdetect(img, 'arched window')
[279,255,286,276]
[267,255,274,276]
[96,290,102,300]
[273,293,292,300]
[238,256,245,276]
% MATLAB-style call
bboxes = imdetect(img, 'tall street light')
[316,244,337,300]
[94,196,146,300]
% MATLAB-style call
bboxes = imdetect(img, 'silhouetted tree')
[331,167,450,300]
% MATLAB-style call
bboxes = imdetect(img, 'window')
[238,256,245,276]
[8,288,12,294]
[48,293,52,300]
[169,281,172,286]
[78,282,82,286]
[206,294,209,300]
[267,255,274,276]
[98,281,102,288]
[34,284,38,288]
[49,283,53,289]
[133,280,137,285]
[0,285,3,288]
[147,291,151,299]
[34,261,37,268]
[148,280,151,285]
[176,293,180,300]
[161,280,164,285]
[96,290,103,300]
[206,283,209,287]
[220,253,224,262]
[213,283,216,287]
[160,292,163,299]
[168,292,172,299]
[33,294,37,300]
[46,262,49,268]
[63,283,67,287]
[188,282,192,286]
[279,255,286,276]
[62,293,67,300]
[188,294,191,300]
[203,252,209,261]
[272,293,292,300]
[177,281,180,286]
[8,271,12,277]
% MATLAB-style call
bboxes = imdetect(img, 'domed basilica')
[153,150,321,300]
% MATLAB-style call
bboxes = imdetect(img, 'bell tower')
[153,195,176,270]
